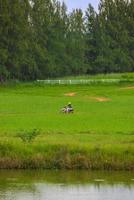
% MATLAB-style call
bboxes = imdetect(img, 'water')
[0,170,134,200]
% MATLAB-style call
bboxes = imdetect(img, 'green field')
[0,82,134,170]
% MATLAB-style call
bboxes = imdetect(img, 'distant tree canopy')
[0,0,134,81]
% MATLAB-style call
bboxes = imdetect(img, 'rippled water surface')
[0,170,134,200]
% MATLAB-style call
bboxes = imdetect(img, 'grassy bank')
[0,81,134,169]
[0,133,134,170]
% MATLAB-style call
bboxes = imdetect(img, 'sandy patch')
[85,96,110,102]
[64,92,76,97]
[94,97,110,102]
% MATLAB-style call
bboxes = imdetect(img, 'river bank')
[0,133,134,170]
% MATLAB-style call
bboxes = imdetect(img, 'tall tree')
[85,3,98,73]
[67,9,86,75]
[0,0,10,81]
[7,0,32,79]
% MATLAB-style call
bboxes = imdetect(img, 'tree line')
[0,0,134,81]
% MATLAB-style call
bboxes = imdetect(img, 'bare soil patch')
[94,97,110,102]
[85,96,110,102]
[64,92,76,97]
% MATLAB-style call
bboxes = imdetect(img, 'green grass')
[56,72,134,80]
[0,81,134,169]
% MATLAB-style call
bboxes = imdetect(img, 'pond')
[0,170,134,200]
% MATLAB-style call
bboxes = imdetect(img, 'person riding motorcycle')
[66,102,73,113]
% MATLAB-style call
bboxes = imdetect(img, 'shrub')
[17,129,40,143]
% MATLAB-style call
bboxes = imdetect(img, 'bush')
[17,129,40,143]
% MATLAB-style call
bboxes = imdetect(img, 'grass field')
[0,81,134,169]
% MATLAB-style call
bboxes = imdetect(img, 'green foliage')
[85,0,134,74]
[0,64,10,82]
[17,129,40,143]
[0,0,133,80]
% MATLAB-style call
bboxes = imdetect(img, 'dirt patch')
[94,97,110,102]
[85,96,110,102]
[64,92,76,97]
[120,86,134,90]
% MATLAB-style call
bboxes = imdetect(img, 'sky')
[59,0,100,12]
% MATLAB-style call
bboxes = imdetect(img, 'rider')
[67,102,73,113]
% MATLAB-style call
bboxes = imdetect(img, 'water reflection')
[0,170,134,200]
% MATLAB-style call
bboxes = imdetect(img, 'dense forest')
[0,0,134,81]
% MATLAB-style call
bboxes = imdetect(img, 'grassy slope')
[0,82,134,169]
